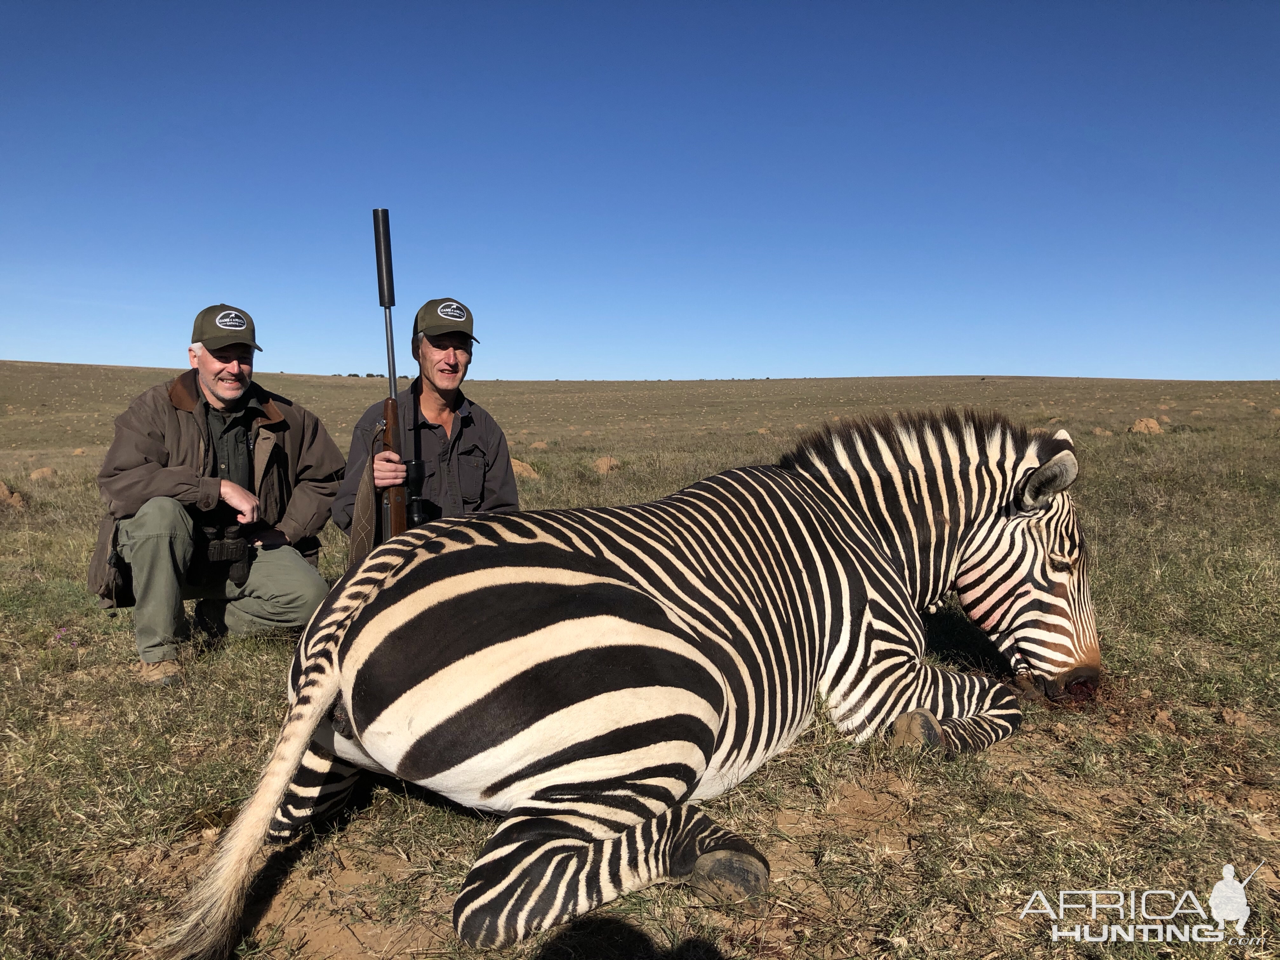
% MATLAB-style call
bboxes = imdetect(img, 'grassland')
[1,360,1278,959]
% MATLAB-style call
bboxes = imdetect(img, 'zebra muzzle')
[1044,665,1101,704]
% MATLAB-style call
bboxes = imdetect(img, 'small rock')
[1158,404,1169,410]
[530,441,548,450]
[7,492,24,509]
[1191,410,1203,416]
[1048,417,1062,424]
[1139,689,1153,699]
[757,427,770,434]
[1153,708,1176,732]
[0,481,10,501]
[1158,415,1171,424]
[29,466,57,482]
[581,431,591,436]
[72,448,86,456]
[593,456,620,475]
[1271,409,1280,418]
[510,458,539,480]
[1129,418,1162,435]
[1092,427,1113,436]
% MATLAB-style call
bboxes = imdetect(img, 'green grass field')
[1,360,1277,959]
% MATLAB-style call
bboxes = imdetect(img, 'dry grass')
[1,361,1278,959]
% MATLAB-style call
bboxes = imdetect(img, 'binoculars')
[202,523,251,587]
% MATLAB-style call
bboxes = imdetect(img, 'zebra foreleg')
[895,667,1023,755]
[453,803,769,948]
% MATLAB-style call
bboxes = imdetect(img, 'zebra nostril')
[1040,666,1101,705]
[1066,677,1098,701]
[1054,666,1100,702]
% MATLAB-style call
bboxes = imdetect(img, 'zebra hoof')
[889,708,945,750]
[1011,672,1049,703]
[690,849,770,911]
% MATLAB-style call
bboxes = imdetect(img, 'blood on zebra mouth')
[1064,676,1099,701]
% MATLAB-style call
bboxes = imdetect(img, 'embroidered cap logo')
[437,302,467,322]
[215,311,247,330]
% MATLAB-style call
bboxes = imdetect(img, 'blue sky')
[1,2,1276,381]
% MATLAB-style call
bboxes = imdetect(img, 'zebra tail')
[150,660,342,960]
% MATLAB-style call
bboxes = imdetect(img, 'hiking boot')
[134,659,182,686]
[193,600,229,640]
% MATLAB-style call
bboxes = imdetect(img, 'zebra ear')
[1019,449,1078,510]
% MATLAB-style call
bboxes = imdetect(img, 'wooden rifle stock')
[373,208,408,538]
[382,396,407,537]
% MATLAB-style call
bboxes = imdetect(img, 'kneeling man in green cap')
[88,305,346,685]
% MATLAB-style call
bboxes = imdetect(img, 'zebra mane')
[779,407,1068,478]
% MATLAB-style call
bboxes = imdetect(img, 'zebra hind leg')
[673,809,770,910]
[453,803,769,948]
[267,739,363,842]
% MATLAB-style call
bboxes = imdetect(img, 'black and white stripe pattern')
[157,409,1099,957]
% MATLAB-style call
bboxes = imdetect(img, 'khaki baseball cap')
[414,298,479,342]
[192,304,262,351]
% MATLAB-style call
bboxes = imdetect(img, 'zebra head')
[953,431,1100,702]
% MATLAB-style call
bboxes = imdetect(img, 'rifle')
[373,208,407,538]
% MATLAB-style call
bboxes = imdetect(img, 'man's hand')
[372,450,407,489]
[251,527,291,548]
[220,480,260,524]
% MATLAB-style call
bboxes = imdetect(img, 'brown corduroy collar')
[167,368,283,423]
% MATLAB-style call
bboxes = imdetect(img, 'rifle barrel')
[384,306,397,400]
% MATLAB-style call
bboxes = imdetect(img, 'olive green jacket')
[88,369,344,607]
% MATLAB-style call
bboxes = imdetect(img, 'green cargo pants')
[116,497,329,664]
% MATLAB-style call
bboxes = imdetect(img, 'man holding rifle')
[331,297,519,545]
[88,305,346,686]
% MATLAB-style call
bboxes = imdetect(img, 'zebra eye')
[1048,553,1074,574]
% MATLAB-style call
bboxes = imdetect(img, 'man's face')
[189,342,254,409]
[418,332,473,395]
